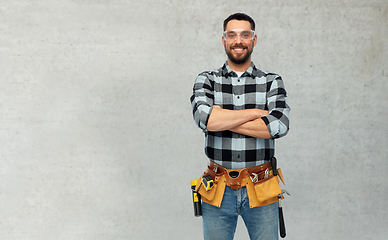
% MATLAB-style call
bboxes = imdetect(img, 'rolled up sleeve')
[190,73,214,130]
[261,75,290,139]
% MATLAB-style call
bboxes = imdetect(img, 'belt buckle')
[228,171,242,189]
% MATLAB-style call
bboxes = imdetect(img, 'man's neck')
[227,59,252,72]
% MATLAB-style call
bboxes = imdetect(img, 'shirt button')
[238,155,240,158]
[237,96,240,99]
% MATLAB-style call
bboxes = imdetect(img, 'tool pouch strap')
[209,161,272,189]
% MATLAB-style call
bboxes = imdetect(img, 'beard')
[224,42,254,65]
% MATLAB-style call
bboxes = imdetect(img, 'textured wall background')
[1,0,387,239]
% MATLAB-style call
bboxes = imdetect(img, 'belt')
[207,161,272,189]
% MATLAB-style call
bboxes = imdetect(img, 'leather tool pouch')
[246,168,285,208]
[196,164,286,208]
[195,169,226,208]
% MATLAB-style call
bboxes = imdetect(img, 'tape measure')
[201,174,214,191]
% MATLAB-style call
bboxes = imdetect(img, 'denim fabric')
[202,186,279,240]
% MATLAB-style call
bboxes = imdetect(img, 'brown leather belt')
[207,161,272,189]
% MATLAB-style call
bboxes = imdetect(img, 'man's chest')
[212,77,268,110]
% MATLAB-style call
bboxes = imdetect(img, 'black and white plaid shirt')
[190,62,290,169]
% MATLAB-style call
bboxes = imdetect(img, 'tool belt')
[195,161,285,208]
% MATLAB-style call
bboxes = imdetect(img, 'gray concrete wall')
[1,0,387,239]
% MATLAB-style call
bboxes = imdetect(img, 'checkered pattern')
[190,62,290,169]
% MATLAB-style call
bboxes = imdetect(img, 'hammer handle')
[271,157,278,176]
[279,206,286,238]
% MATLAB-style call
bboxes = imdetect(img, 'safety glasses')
[223,29,255,42]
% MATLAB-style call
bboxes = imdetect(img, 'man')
[190,13,290,240]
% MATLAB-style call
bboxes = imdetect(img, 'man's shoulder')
[199,65,226,77]
[251,65,281,81]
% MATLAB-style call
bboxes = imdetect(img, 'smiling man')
[190,13,290,240]
[223,18,256,69]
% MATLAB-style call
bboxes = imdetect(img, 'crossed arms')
[207,105,271,139]
[191,72,290,140]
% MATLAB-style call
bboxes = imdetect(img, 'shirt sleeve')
[261,75,290,139]
[190,73,214,131]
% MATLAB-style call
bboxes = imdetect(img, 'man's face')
[222,20,257,65]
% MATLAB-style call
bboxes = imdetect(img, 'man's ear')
[253,34,257,47]
[222,36,226,47]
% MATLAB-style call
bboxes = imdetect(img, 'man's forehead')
[225,20,252,30]
[225,29,252,33]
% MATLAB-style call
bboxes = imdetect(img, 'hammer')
[278,189,290,238]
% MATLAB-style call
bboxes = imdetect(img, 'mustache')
[230,44,247,48]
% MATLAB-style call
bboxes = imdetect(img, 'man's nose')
[235,34,243,43]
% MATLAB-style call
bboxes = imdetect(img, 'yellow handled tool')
[191,180,202,217]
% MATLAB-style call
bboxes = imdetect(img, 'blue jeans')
[202,186,279,240]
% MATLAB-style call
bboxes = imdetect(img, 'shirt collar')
[222,61,256,77]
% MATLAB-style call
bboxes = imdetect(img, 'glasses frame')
[223,29,256,42]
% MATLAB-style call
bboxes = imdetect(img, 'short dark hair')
[223,13,255,31]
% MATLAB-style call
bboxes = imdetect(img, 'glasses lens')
[241,31,253,40]
[225,31,237,41]
[224,30,254,41]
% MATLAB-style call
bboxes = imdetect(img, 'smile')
[232,48,246,53]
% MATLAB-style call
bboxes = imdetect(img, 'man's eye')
[241,32,251,38]
[227,33,236,38]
